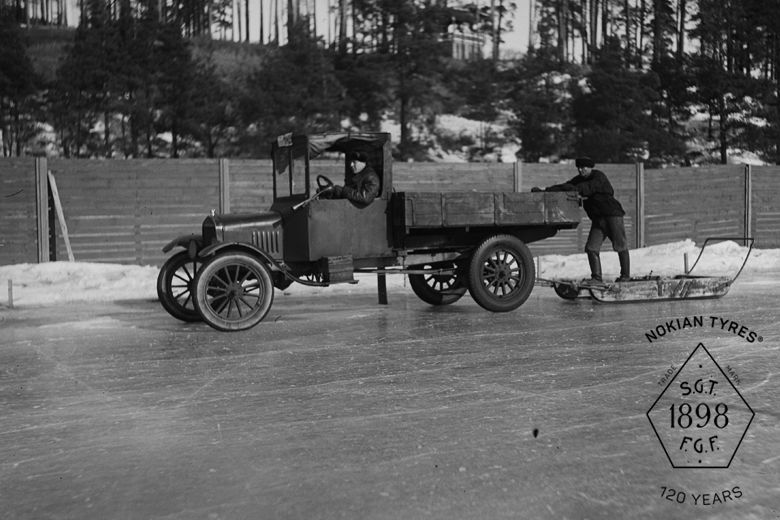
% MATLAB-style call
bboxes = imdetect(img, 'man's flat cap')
[575,157,595,168]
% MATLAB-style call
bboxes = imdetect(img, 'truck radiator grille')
[202,220,217,245]
[252,230,281,254]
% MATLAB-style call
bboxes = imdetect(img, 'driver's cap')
[350,152,368,163]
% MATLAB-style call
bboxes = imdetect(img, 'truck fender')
[197,242,282,272]
[162,234,203,257]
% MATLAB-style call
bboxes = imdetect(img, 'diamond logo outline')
[646,342,755,469]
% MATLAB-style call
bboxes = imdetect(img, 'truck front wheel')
[194,252,274,331]
[408,262,467,305]
[467,235,535,312]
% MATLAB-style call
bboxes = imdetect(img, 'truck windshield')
[273,138,308,200]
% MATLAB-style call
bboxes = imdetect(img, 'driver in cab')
[321,152,380,208]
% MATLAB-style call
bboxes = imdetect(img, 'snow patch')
[0,240,777,309]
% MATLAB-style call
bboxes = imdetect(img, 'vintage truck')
[157,132,581,331]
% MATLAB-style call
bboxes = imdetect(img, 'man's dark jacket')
[333,165,381,207]
[547,169,625,218]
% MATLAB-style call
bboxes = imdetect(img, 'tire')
[157,251,202,322]
[193,252,274,332]
[467,234,535,312]
[408,262,467,305]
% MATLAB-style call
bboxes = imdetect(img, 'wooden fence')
[0,157,777,266]
[0,158,41,266]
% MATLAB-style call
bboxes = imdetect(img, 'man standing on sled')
[533,157,631,285]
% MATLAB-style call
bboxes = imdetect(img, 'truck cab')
[269,132,396,268]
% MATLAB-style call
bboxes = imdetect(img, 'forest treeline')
[1,0,779,164]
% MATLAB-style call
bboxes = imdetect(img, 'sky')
[1,240,777,308]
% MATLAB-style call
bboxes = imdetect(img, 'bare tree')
[556,0,568,62]
[338,0,347,53]
[676,0,686,59]
[245,0,249,41]
[589,0,599,60]
[274,0,280,43]
[259,0,264,43]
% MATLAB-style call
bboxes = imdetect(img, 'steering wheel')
[316,174,334,192]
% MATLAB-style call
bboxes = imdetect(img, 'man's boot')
[616,250,631,282]
[583,250,602,286]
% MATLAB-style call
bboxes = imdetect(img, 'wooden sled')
[537,237,753,303]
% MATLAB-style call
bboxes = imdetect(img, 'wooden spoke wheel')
[467,235,535,312]
[157,251,202,322]
[194,252,274,331]
[408,262,467,305]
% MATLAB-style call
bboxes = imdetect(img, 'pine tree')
[572,37,662,161]
[0,13,37,156]
[508,47,575,161]
[241,33,345,155]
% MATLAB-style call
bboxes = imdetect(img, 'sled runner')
[537,237,754,303]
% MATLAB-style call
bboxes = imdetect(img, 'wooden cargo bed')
[393,191,582,229]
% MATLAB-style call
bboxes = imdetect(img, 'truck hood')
[208,211,282,231]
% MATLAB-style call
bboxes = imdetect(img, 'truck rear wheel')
[194,252,274,331]
[467,235,535,312]
[408,262,467,305]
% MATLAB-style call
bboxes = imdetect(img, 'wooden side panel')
[398,191,580,229]
[403,193,443,228]
[442,192,495,226]
[496,192,546,225]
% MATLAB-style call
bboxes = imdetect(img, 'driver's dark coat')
[333,164,381,207]
[547,169,625,218]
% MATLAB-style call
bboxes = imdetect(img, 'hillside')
[23,26,73,81]
[23,26,263,82]
[10,24,776,165]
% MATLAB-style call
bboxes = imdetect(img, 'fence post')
[635,162,645,249]
[219,158,231,214]
[35,157,50,263]
[377,274,388,305]
[513,161,522,192]
[744,164,752,244]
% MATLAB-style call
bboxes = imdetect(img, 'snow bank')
[0,262,161,308]
[537,239,779,280]
[0,240,777,308]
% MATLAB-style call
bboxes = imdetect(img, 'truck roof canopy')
[306,133,391,159]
